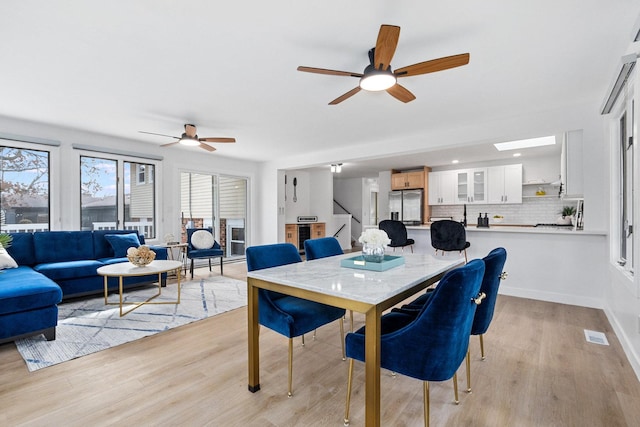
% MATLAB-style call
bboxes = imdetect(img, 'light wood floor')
[1,261,640,426]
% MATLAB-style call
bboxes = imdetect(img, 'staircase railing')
[333,199,361,224]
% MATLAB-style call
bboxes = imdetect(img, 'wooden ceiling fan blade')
[297,66,363,78]
[199,137,236,143]
[184,124,197,137]
[328,87,362,105]
[386,84,416,103]
[139,131,179,139]
[374,25,400,70]
[199,142,217,152]
[160,141,180,147]
[395,53,470,78]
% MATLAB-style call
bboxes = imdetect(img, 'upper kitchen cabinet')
[456,168,487,204]
[428,170,456,205]
[487,164,522,204]
[391,170,425,190]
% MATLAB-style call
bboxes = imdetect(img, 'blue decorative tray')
[340,255,405,272]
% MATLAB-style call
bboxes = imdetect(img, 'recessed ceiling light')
[513,153,521,157]
[494,136,556,151]
[452,160,459,164]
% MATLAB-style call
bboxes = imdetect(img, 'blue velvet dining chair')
[378,220,415,252]
[304,236,353,335]
[343,259,485,427]
[246,243,347,397]
[395,247,508,397]
[186,228,224,278]
[303,236,343,261]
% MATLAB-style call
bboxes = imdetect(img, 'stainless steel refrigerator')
[389,189,424,225]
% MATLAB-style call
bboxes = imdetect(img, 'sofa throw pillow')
[0,247,18,269]
[191,230,214,249]
[105,233,141,258]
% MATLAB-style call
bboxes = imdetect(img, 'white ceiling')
[0,1,638,177]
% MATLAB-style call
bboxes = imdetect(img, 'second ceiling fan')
[139,124,236,152]
[297,24,470,105]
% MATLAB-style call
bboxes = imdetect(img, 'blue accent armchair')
[186,228,224,278]
[343,259,485,427]
[246,243,347,397]
[379,220,414,252]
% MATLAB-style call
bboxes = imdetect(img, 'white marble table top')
[97,260,183,277]
[247,252,464,305]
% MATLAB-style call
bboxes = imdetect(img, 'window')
[181,172,248,258]
[613,93,635,276]
[619,103,634,273]
[0,146,50,232]
[137,164,146,185]
[80,156,156,238]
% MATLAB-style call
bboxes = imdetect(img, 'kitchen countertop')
[406,224,607,236]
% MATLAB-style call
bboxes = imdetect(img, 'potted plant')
[557,206,576,225]
[0,233,12,249]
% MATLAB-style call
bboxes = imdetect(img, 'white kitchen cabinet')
[428,171,456,205]
[487,164,522,204]
[456,168,487,204]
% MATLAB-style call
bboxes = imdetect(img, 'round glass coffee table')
[98,260,183,316]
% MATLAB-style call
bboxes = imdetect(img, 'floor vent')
[584,329,609,346]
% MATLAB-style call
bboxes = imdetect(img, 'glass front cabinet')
[456,168,486,204]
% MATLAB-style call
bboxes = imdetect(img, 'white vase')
[362,243,385,263]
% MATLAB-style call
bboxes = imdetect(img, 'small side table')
[163,243,188,276]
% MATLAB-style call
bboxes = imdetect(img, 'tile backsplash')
[430,197,576,225]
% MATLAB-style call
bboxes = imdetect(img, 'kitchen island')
[404,224,607,309]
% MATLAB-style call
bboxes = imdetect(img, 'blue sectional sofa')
[0,230,168,344]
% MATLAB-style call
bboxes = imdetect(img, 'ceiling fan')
[297,24,470,105]
[139,124,236,152]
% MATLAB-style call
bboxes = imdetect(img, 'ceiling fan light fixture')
[178,133,200,146]
[359,66,396,91]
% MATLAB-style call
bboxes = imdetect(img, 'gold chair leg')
[479,334,486,360]
[344,358,354,426]
[339,318,346,361]
[453,372,459,404]
[410,245,414,253]
[423,381,430,427]
[313,329,317,340]
[349,310,354,332]
[301,334,305,346]
[288,338,293,397]
[466,348,472,393]
[463,249,468,264]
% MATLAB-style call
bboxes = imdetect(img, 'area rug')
[15,275,247,371]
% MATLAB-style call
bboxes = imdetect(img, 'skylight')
[493,136,556,151]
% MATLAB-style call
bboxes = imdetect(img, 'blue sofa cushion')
[92,229,143,259]
[7,232,35,266]
[34,260,104,281]
[33,231,94,264]
[0,266,62,315]
[104,233,141,257]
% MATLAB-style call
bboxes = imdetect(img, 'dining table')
[246,251,465,426]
